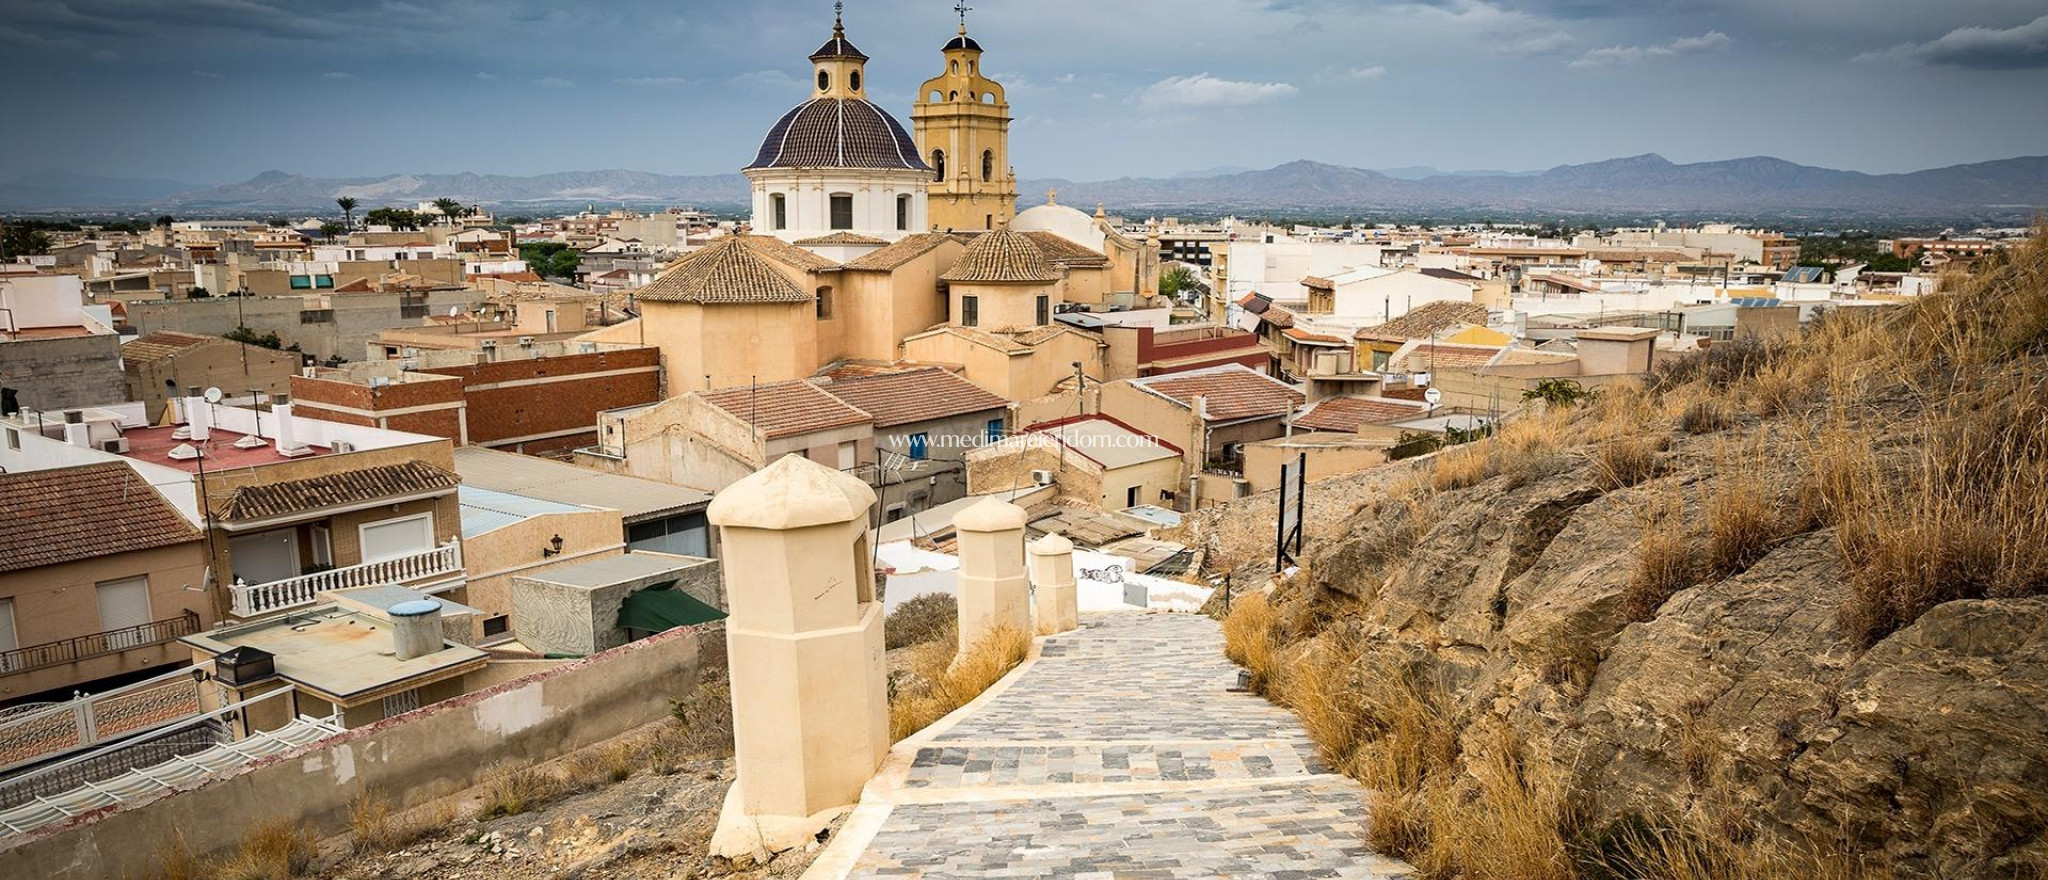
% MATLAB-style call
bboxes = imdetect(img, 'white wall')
[747,168,929,242]
[0,274,89,329]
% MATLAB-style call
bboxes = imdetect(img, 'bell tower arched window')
[931,150,946,182]
[982,150,994,182]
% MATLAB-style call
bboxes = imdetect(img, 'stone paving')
[811,612,1415,880]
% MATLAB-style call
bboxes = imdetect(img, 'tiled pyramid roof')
[942,229,1060,283]
[636,237,814,304]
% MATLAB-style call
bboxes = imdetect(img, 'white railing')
[230,541,463,617]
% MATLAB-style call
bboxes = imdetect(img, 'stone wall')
[0,625,702,880]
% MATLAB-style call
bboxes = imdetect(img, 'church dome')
[811,31,868,61]
[943,34,983,52]
[943,229,1060,283]
[1012,201,1106,251]
[747,99,931,172]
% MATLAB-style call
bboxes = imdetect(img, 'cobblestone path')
[804,612,1415,879]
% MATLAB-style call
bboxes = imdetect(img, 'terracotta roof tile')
[1357,301,1490,341]
[1017,231,1110,267]
[1131,364,1304,423]
[942,229,1061,283]
[793,231,888,246]
[1389,341,1503,371]
[0,463,199,573]
[636,237,815,304]
[213,461,459,522]
[1283,328,1346,345]
[1294,396,1429,432]
[1300,275,1335,289]
[122,331,221,364]
[699,380,872,439]
[813,367,1007,428]
[842,232,963,272]
[747,98,927,171]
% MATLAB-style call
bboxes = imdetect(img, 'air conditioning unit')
[518,336,536,346]
[301,366,319,378]
[1031,469,1054,486]
[402,347,420,358]
[99,437,130,454]
[399,359,418,371]
[479,339,497,349]
[331,439,356,453]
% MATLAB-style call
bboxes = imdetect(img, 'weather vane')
[955,1,972,31]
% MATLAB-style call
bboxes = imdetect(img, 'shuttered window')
[360,514,434,562]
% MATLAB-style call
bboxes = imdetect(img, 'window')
[950,60,958,73]
[0,599,17,663]
[381,688,421,717]
[359,513,434,562]
[929,90,943,102]
[982,150,994,182]
[931,150,946,182]
[482,615,510,638]
[314,275,334,288]
[961,294,978,327]
[837,440,857,469]
[829,193,854,230]
[1127,486,1140,508]
[310,525,333,568]
[5,428,17,450]
[849,70,860,91]
[817,69,830,91]
[816,285,834,319]
[627,514,710,557]
[770,193,787,230]
[909,432,929,460]
[1035,295,1049,326]
[985,417,1004,442]
[289,275,312,289]
[97,576,152,649]
[896,194,910,231]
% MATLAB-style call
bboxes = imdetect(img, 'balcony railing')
[230,541,463,617]
[0,612,201,677]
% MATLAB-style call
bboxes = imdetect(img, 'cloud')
[1140,73,1297,108]
[1318,65,1387,82]
[616,75,691,87]
[321,71,353,80]
[1859,14,2048,70]
[474,71,498,81]
[1496,30,1574,57]
[728,68,799,90]
[192,70,223,79]
[1055,73,1077,84]
[533,76,575,89]
[87,48,119,62]
[1570,30,1730,67]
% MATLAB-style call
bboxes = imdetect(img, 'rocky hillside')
[1177,235,2048,878]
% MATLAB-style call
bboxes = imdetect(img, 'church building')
[912,12,1020,232]
[613,4,1163,399]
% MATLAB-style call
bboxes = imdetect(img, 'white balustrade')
[230,541,463,617]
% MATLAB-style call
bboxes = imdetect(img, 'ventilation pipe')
[388,599,444,661]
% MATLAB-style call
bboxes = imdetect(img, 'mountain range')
[4,154,2045,220]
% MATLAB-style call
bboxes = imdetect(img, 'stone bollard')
[951,496,1032,657]
[1027,532,1079,635]
[705,454,888,859]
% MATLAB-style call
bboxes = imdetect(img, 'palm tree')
[432,197,465,222]
[335,196,357,231]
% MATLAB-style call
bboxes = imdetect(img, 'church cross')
[1046,187,1058,206]
[955,2,972,32]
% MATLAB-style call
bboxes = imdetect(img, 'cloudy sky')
[5,0,2046,184]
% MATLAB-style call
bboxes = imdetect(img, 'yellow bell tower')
[912,4,1018,231]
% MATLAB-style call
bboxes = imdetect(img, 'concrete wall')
[124,340,302,423]
[124,290,482,363]
[0,626,702,880]
[0,334,124,412]
[1244,436,1391,493]
[458,507,626,642]
[511,555,719,655]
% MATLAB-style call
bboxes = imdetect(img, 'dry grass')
[1703,439,1791,581]
[1418,720,1577,880]
[1598,823,1895,880]
[1592,434,1665,490]
[476,765,560,819]
[1430,443,1492,491]
[1266,636,1365,768]
[564,740,640,788]
[214,819,318,880]
[1221,591,1279,691]
[666,678,736,760]
[1676,399,1732,435]
[348,791,457,855]
[1622,491,1695,622]
[1835,369,2048,644]
[885,593,958,649]
[888,624,1030,741]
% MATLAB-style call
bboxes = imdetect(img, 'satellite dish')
[449,306,463,317]
[202,387,223,404]
[1423,387,1442,407]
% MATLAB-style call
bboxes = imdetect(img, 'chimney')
[387,599,444,661]
[273,403,298,449]
[63,421,91,448]
[182,393,211,441]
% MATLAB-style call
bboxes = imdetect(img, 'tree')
[432,197,465,221]
[335,196,358,231]
[224,325,285,350]
[154,215,175,229]
[0,222,52,261]
[518,241,581,279]
[1159,264,1197,299]
[319,221,346,238]
[364,207,422,230]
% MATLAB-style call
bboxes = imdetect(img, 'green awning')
[617,588,726,634]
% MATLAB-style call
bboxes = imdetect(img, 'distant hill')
[0,170,202,209]
[1019,154,2048,219]
[8,154,2045,221]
